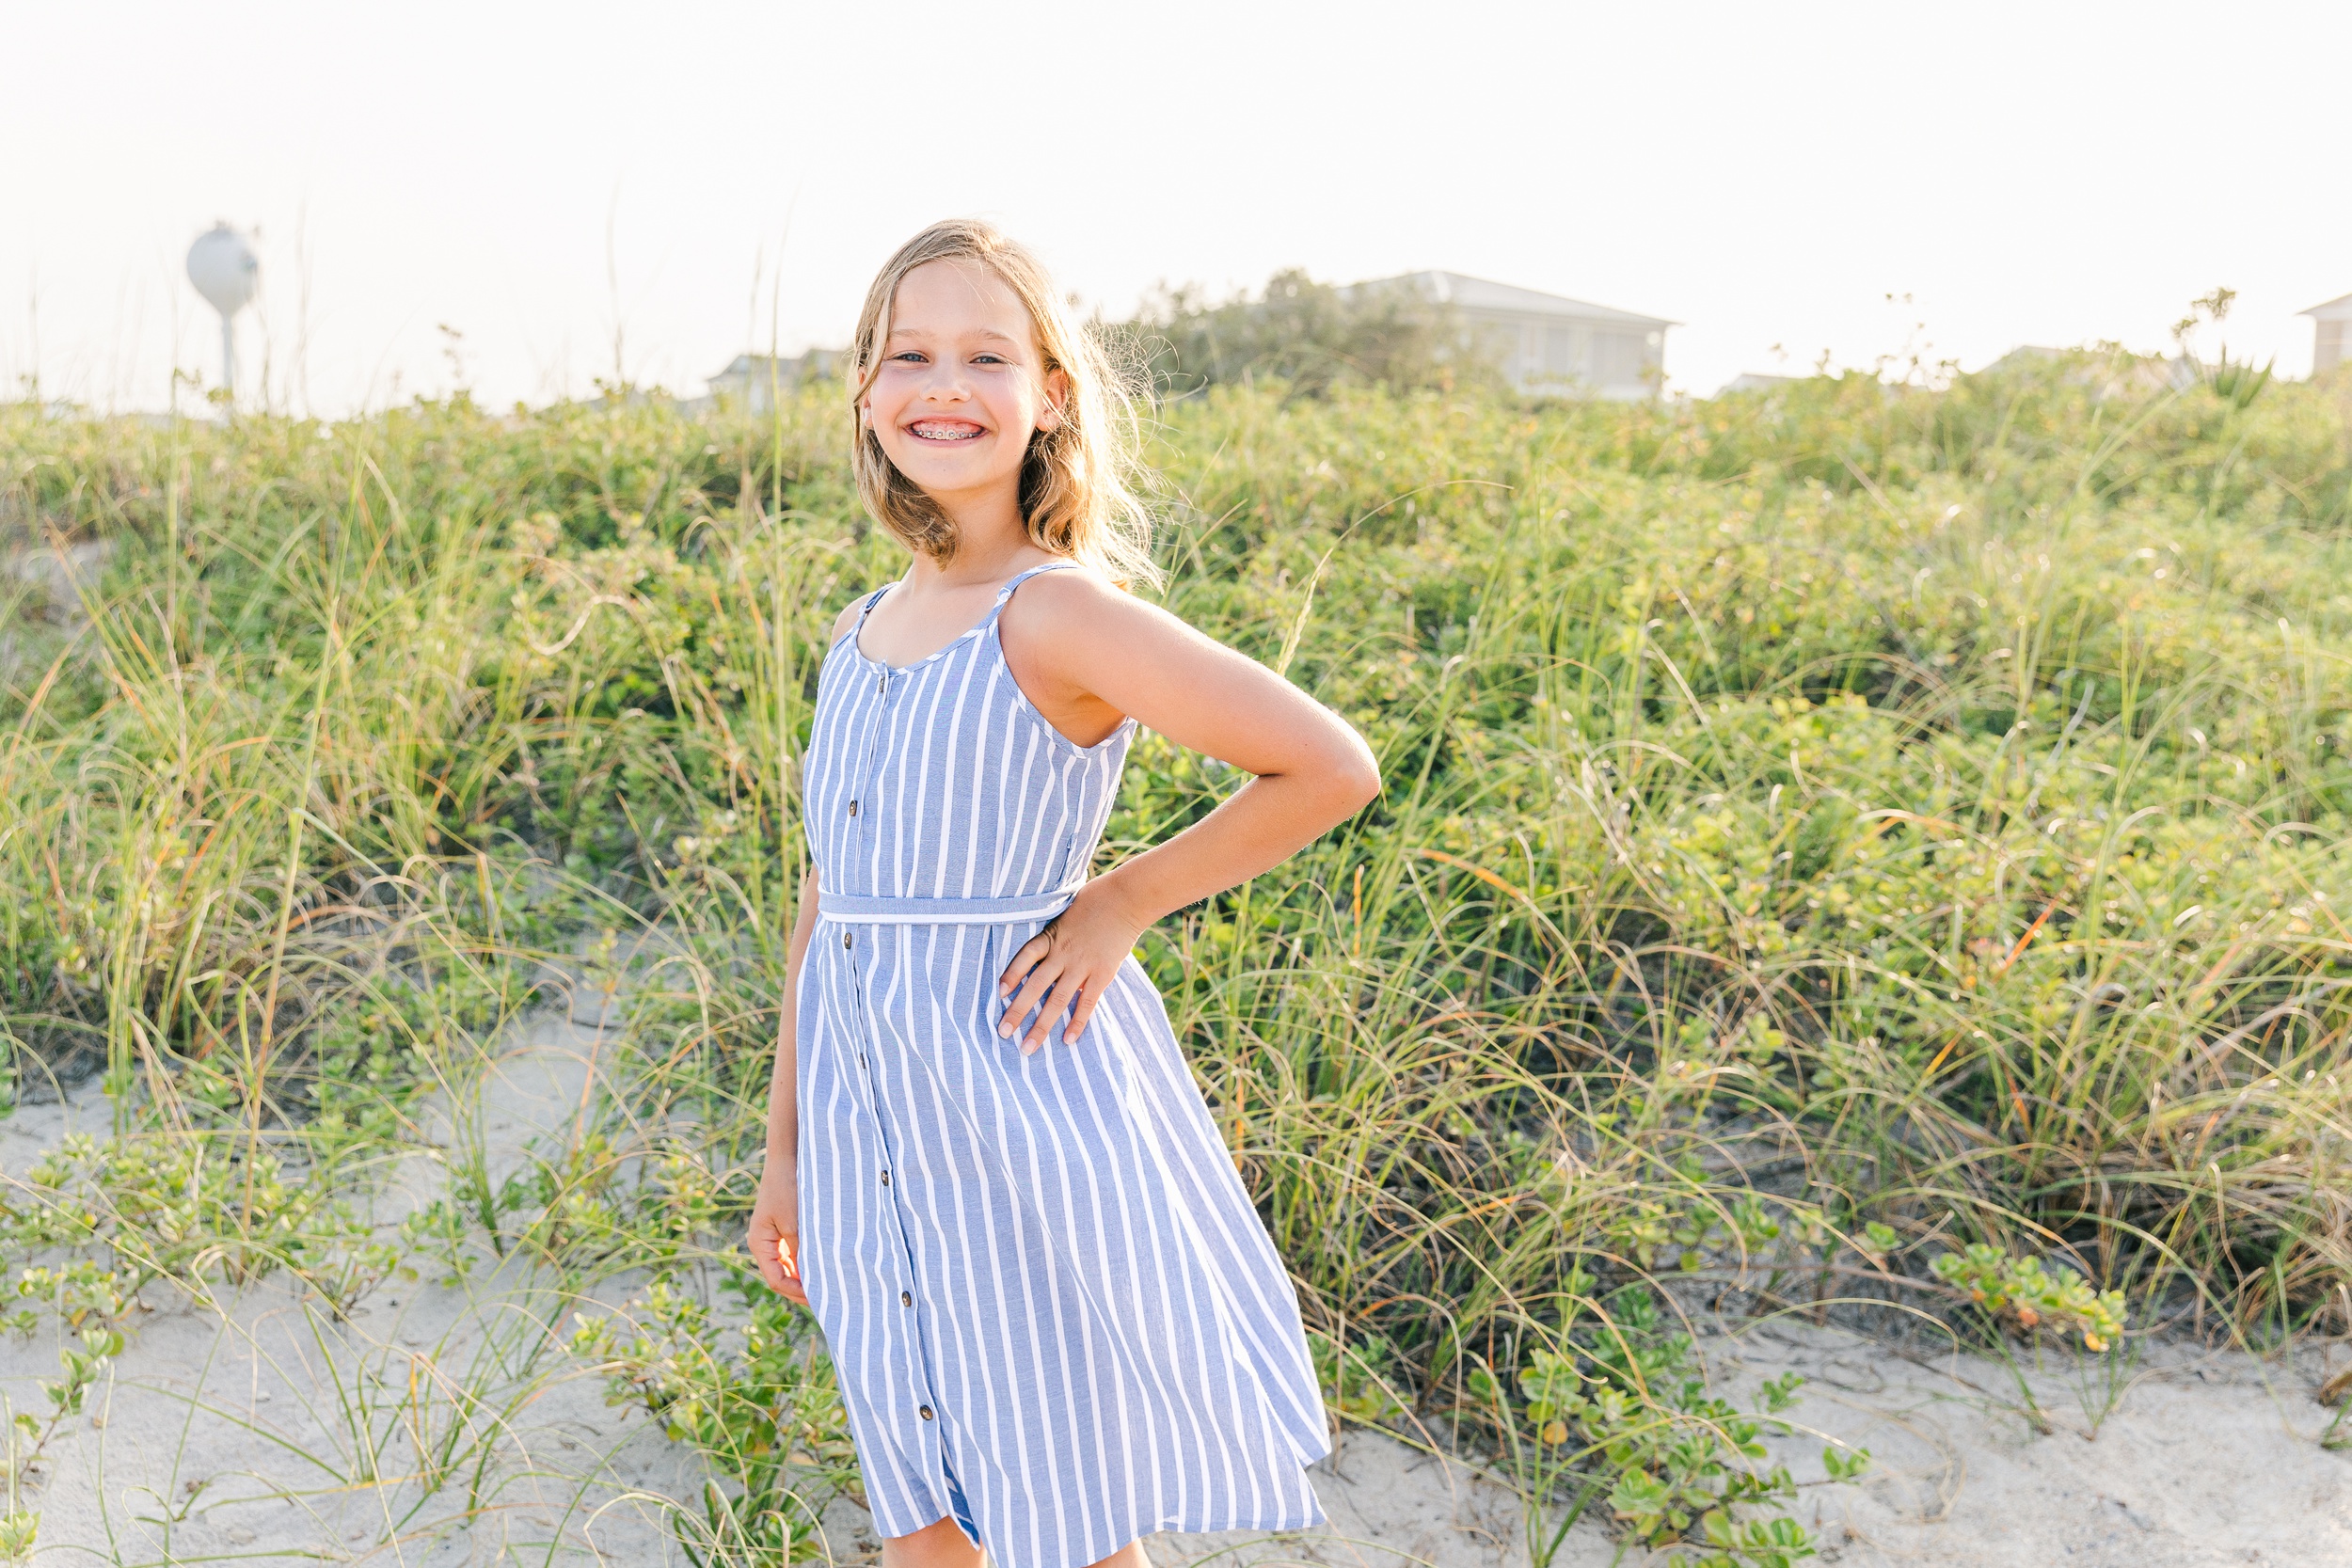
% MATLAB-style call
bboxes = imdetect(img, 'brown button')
[879,1169,891,1187]
[900,1291,913,1307]
[919,1404,935,1421]
[842,931,853,949]
[849,800,859,817]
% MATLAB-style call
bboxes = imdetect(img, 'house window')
[1594,332,1645,387]
[1544,326,1582,379]
[1485,320,1523,372]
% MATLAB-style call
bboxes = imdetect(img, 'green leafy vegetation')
[1123,268,1501,396]
[572,1268,856,1564]
[2,348,2348,1560]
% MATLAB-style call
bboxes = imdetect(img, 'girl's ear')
[1037,367,1072,433]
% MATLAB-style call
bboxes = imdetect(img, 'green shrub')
[4,354,2350,1558]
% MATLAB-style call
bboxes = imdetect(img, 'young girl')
[746,219,1380,1568]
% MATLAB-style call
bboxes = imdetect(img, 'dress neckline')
[849,562,1076,674]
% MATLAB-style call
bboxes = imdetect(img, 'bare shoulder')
[999,561,1252,726]
[999,562,1178,645]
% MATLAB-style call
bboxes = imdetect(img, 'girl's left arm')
[994,571,1381,1052]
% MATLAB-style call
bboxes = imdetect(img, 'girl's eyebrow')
[885,323,1025,348]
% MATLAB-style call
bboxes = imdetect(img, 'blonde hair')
[850,219,1159,589]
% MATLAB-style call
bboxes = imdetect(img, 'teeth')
[913,423,982,440]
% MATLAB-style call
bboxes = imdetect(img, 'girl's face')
[861,258,1068,509]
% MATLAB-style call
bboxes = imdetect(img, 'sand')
[5,992,2349,1566]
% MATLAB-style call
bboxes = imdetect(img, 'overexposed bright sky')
[6,2,2349,413]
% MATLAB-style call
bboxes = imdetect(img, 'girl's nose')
[918,361,971,401]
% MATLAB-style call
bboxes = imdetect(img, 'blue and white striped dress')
[795,562,1330,1568]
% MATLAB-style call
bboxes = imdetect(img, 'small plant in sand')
[0,1506,32,1568]
[573,1266,858,1565]
[1932,1243,2126,1352]
[1932,1243,2131,1436]
[1470,1284,1817,1568]
[1308,1329,1409,1425]
[0,1323,126,1564]
[0,1130,390,1309]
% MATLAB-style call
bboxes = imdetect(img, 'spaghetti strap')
[833,582,894,648]
[981,561,1078,627]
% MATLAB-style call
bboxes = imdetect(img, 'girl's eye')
[888,351,926,363]
[972,354,1006,365]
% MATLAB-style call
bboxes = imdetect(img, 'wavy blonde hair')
[850,219,1159,589]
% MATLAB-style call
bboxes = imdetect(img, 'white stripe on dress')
[794,563,1328,1568]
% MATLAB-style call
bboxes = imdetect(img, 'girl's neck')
[905,489,1051,590]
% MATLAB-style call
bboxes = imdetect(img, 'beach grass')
[2,355,2349,1561]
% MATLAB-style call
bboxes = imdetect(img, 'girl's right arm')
[749,594,879,1298]
[748,866,821,1300]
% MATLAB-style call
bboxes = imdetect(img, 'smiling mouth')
[907,420,986,442]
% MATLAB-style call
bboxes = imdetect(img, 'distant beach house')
[1983,345,2069,374]
[705,349,843,413]
[1354,272,1674,399]
[1980,344,2196,397]
[2304,293,2352,376]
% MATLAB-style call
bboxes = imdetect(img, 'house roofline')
[1362,270,1678,330]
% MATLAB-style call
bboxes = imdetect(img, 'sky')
[5,1,2349,414]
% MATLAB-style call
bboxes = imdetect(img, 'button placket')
[852,670,893,838]
[837,668,947,1495]
[843,925,946,1477]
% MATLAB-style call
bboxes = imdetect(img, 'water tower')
[185,224,259,399]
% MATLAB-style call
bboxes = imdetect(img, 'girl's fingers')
[999,955,1064,1037]
[750,1219,786,1293]
[997,930,1054,991]
[1022,971,1085,1053]
[1065,984,1105,1043]
[766,1232,807,1302]
[997,934,1049,995]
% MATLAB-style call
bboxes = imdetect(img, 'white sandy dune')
[1172,1324,2352,1568]
[4,992,2349,1566]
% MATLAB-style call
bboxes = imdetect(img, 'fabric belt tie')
[818,885,1083,927]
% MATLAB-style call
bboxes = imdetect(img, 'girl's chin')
[896,461,1010,497]
[891,443,1001,473]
